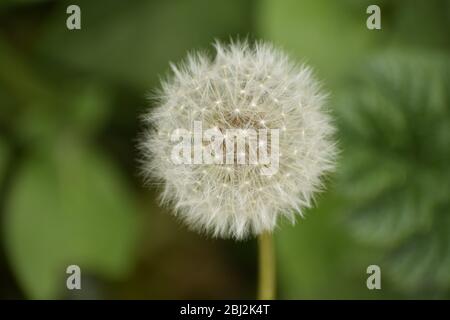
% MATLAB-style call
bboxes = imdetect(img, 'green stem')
[257,231,275,300]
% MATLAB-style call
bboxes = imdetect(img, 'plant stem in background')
[258,231,275,300]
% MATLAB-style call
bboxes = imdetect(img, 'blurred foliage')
[36,0,253,90]
[337,53,450,296]
[0,0,449,299]
[5,138,138,299]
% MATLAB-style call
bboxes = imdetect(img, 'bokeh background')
[0,0,449,299]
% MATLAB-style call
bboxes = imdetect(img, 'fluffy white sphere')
[141,41,336,240]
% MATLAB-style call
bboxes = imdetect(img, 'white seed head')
[140,41,336,240]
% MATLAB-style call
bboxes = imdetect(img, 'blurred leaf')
[387,222,450,294]
[66,84,111,135]
[347,186,434,246]
[37,0,252,89]
[10,82,111,145]
[337,52,450,295]
[3,137,138,299]
[13,100,62,146]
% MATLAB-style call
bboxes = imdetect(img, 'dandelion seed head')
[140,41,336,239]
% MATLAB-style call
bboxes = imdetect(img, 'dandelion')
[140,41,336,299]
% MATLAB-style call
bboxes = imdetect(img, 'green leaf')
[386,210,450,295]
[336,52,450,294]
[3,138,138,299]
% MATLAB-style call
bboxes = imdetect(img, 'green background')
[0,0,449,299]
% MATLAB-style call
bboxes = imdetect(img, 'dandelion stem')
[257,231,275,300]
